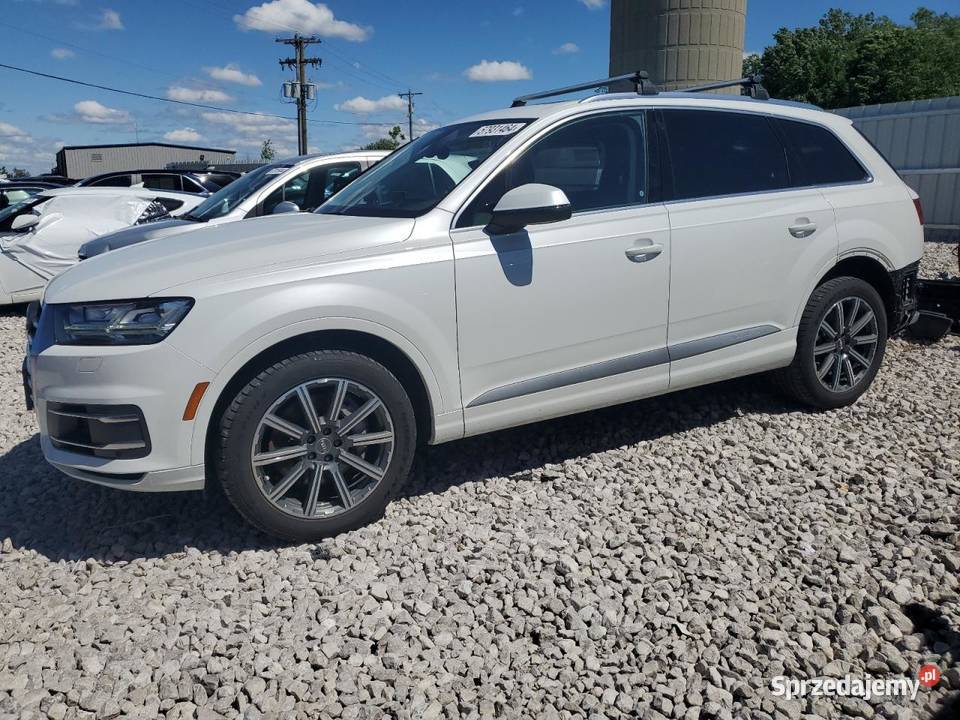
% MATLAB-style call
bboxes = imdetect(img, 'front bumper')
[25,313,210,492]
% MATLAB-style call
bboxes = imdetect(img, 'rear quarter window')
[775,119,869,187]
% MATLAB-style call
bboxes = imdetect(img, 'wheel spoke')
[263,413,306,440]
[831,355,843,391]
[817,352,837,380]
[820,321,838,339]
[852,333,878,346]
[347,430,394,447]
[835,302,845,333]
[814,342,835,356]
[843,356,856,388]
[338,398,381,435]
[847,298,862,330]
[329,464,356,509]
[848,347,872,370]
[253,444,308,466]
[339,450,385,481]
[296,385,322,433]
[848,308,872,336]
[267,460,307,501]
[303,464,323,517]
[327,380,347,424]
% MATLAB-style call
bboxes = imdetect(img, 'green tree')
[260,139,276,162]
[745,7,960,108]
[363,126,406,151]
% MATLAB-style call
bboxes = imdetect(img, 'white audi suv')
[25,75,923,540]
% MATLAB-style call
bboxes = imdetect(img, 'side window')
[142,174,183,191]
[775,119,869,187]
[457,112,647,229]
[262,162,363,214]
[181,176,207,193]
[322,162,363,203]
[661,109,789,200]
[91,175,132,187]
[262,171,309,214]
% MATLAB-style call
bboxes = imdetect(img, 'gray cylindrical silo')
[609,0,747,93]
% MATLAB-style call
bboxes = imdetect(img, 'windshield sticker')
[469,123,527,138]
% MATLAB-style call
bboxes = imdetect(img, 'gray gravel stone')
[0,242,957,719]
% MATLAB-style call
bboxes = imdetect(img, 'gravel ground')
[0,243,958,720]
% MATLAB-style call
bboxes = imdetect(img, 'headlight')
[52,298,193,345]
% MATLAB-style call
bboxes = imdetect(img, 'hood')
[44,213,415,304]
[78,218,197,259]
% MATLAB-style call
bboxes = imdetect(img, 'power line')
[0,62,402,128]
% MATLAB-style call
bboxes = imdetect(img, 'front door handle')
[788,220,817,238]
[625,243,664,263]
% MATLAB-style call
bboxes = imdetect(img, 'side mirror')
[488,183,571,234]
[11,213,39,232]
[272,200,300,215]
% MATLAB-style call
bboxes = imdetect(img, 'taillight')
[913,197,924,226]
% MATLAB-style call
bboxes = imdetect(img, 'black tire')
[775,276,888,409]
[214,350,417,542]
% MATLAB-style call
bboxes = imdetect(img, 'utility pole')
[277,35,322,155]
[398,89,423,142]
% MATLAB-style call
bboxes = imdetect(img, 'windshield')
[318,119,532,218]
[186,163,292,221]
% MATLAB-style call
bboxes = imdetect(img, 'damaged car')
[0,187,201,305]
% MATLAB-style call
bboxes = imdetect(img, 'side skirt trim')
[466,325,781,408]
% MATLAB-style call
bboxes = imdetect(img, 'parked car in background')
[0,186,202,305]
[79,151,388,259]
[76,170,227,194]
[26,77,923,541]
[0,181,65,210]
[189,170,242,189]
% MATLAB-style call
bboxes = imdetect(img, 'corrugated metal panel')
[61,144,235,179]
[835,97,959,236]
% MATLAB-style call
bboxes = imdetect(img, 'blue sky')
[1,0,955,173]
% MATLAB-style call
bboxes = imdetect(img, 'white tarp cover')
[0,194,152,280]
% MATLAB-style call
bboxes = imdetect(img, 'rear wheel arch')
[813,254,896,323]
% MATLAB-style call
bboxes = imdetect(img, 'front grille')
[47,403,151,459]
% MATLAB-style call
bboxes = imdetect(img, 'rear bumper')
[889,261,921,334]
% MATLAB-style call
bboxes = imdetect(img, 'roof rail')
[682,75,770,100]
[511,70,658,107]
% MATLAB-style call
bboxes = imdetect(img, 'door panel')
[454,205,670,433]
[666,188,837,347]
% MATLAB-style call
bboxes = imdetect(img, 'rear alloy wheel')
[776,276,888,409]
[217,351,416,541]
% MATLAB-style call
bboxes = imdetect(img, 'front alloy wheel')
[251,379,395,519]
[216,350,416,541]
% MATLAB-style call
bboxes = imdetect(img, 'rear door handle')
[625,242,664,263]
[788,220,817,238]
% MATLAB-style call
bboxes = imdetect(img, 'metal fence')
[834,96,960,242]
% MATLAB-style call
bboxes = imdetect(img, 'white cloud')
[50,47,76,60]
[200,111,295,137]
[554,42,580,55]
[464,60,532,83]
[234,0,371,42]
[97,8,123,30]
[0,122,31,142]
[73,100,130,124]
[205,64,262,87]
[164,128,203,143]
[335,95,405,114]
[167,86,234,103]
[579,0,606,8]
